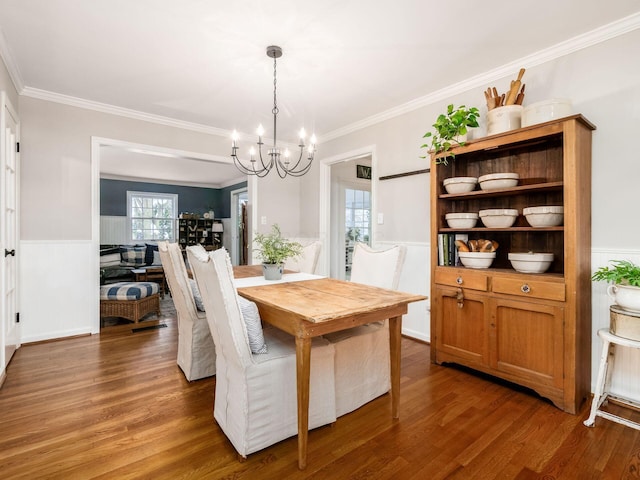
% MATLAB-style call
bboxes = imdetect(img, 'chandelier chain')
[272,55,278,116]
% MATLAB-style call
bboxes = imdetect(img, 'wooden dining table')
[233,265,426,469]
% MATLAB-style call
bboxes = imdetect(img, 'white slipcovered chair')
[326,242,407,416]
[284,240,322,274]
[186,246,337,458]
[157,241,216,381]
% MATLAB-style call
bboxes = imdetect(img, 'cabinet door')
[489,298,564,389]
[434,286,489,367]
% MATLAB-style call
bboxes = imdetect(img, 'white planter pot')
[262,263,283,281]
[607,284,640,314]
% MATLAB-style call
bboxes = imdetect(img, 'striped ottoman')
[100,282,160,323]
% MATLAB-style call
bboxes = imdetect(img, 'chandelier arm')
[256,142,273,172]
[232,153,268,177]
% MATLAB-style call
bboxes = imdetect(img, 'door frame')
[1,91,20,378]
[318,144,377,277]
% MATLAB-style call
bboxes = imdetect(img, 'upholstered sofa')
[99,244,162,285]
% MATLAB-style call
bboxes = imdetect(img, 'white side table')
[584,323,640,431]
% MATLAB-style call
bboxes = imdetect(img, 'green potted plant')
[421,104,480,165]
[592,260,640,313]
[253,224,303,280]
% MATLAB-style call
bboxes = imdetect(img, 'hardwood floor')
[1,306,640,479]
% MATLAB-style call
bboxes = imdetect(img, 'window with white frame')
[127,191,178,242]
[345,188,371,244]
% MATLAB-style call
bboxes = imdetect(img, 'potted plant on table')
[421,104,480,165]
[253,224,303,280]
[592,260,640,314]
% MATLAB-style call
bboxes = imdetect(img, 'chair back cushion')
[158,241,199,317]
[187,247,253,367]
[350,243,406,290]
[284,240,321,274]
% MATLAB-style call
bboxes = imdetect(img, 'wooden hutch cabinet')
[177,217,223,251]
[430,115,595,414]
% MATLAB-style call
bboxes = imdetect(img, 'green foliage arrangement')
[592,260,640,287]
[421,104,480,165]
[253,224,303,265]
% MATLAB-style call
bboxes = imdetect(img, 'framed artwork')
[356,164,372,179]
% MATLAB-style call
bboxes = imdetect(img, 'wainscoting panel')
[100,215,127,244]
[19,240,98,343]
[377,241,430,342]
[591,249,640,400]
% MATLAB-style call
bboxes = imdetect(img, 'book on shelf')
[438,233,469,266]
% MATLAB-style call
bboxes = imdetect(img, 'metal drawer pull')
[521,284,531,294]
[456,276,463,285]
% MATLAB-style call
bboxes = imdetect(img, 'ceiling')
[1,0,639,186]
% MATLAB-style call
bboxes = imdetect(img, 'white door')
[1,92,20,374]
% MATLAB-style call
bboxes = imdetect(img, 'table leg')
[389,315,402,419]
[295,336,312,470]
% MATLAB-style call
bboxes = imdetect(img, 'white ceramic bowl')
[522,99,572,127]
[478,172,519,190]
[487,105,523,135]
[443,176,477,194]
[445,212,479,229]
[479,208,519,228]
[458,251,496,269]
[508,252,554,273]
[523,206,564,227]
[608,285,640,314]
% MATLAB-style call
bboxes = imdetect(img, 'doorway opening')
[323,150,375,280]
[91,137,254,333]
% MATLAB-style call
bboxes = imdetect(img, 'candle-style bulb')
[310,134,317,145]
[257,124,265,137]
[299,128,306,140]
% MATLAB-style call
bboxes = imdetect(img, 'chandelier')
[231,45,316,178]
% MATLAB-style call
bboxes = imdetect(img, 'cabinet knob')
[456,276,463,285]
[521,284,531,294]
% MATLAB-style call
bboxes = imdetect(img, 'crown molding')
[320,11,640,143]
[22,86,303,150]
[22,86,233,137]
[0,27,24,93]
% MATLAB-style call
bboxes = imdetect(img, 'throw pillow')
[152,250,162,266]
[238,296,268,354]
[187,279,267,354]
[189,278,206,312]
[100,252,121,267]
[120,246,146,266]
[145,243,159,265]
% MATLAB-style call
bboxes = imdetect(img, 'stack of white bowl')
[522,99,571,127]
[445,213,478,229]
[443,177,477,194]
[478,172,519,191]
[479,209,518,228]
[523,206,563,227]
